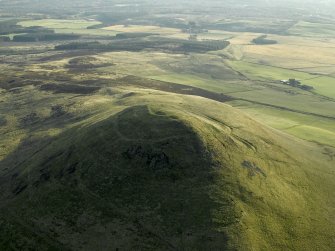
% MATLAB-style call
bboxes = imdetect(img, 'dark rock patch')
[50,105,66,118]
[67,162,78,174]
[20,112,39,126]
[241,160,266,178]
[123,145,170,170]
[12,181,28,195]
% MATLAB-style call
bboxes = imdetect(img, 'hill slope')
[0,93,334,251]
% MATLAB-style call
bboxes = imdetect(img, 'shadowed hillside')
[0,93,334,250]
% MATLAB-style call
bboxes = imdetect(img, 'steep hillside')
[0,93,334,251]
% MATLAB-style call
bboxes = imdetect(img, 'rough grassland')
[0,90,334,251]
[1,16,335,250]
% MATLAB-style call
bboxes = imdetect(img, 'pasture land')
[18,19,117,36]
[229,100,335,147]
[18,19,101,29]
[227,61,335,99]
[241,37,335,73]
[288,21,335,37]
[103,24,182,35]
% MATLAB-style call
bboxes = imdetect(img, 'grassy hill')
[0,92,334,250]
[1,5,335,250]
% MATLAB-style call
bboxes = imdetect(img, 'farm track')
[235,98,335,120]
[243,61,335,79]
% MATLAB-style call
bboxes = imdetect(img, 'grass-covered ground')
[1,87,334,250]
[103,24,182,35]
[18,19,117,36]
[18,19,101,29]
[288,21,335,37]
[1,11,335,250]
[209,30,335,147]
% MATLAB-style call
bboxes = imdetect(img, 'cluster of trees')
[0,20,79,42]
[282,79,314,91]
[0,20,55,40]
[288,79,314,91]
[0,20,21,35]
[207,22,286,34]
[252,35,277,45]
[182,22,208,35]
[40,83,100,94]
[114,32,157,39]
[0,36,11,42]
[55,38,230,53]
[180,39,230,52]
[55,41,100,50]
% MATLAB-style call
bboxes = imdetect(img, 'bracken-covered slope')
[0,93,334,251]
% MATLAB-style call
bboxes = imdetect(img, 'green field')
[18,19,119,36]
[18,19,101,29]
[288,21,335,37]
[305,76,335,98]
[228,61,313,81]
[228,60,335,99]
[229,100,335,146]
